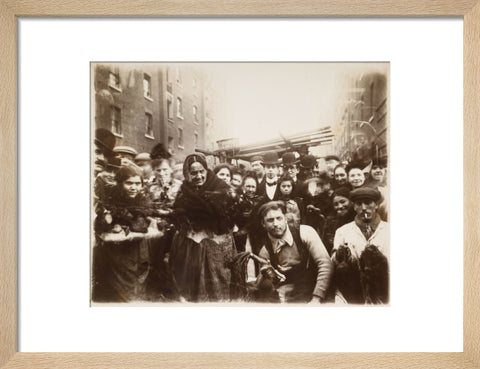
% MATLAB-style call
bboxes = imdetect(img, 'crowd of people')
[92,128,389,305]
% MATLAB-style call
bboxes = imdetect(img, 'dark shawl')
[172,170,236,235]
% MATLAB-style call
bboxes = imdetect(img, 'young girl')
[277,174,303,229]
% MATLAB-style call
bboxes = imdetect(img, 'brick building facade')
[93,63,215,164]
[334,71,388,163]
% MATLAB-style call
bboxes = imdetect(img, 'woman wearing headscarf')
[92,164,164,302]
[169,153,237,302]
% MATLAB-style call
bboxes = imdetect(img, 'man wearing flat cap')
[113,145,138,166]
[332,187,389,262]
[257,151,282,201]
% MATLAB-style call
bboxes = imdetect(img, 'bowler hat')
[262,151,280,166]
[94,128,116,155]
[350,187,381,203]
[325,155,340,162]
[282,152,299,166]
[300,154,317,170]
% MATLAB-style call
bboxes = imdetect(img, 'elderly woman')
[169,153,237,302]
[92,164,163,302]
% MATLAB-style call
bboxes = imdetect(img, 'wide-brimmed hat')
[350,187,381,203]
[262,151,280,166]
[300,154,317,170]
[281,152,299,166]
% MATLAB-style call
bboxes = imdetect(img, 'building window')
[145,113,154,138]
[166,68,173,93]
[177,97,183,118]
[175,67,181,84]
[108,72,121,91]
[111,106,121,135]
[167,94,174,121]
[168,136,174,154]
[143,73,152,99]
[193,105,199,124]
[178,128,184,148]
[194,132,199,148]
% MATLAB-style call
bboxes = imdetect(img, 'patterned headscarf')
[183,153,208,180]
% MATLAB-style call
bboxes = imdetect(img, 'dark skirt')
[92,238,150,302]
[169,230,236,302]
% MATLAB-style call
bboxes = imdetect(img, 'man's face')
[353,198,378,222]
[348,168,365,188]
[283,164,298,178]
[242,177,257,198]
[264,164,279,179]
[189,162,207,187]
[334,167,347,185]
[371,165,386,182]
[231,174,243,188]
[333,195,351,216]
[326,159,340,176]
[153,160,172,183]
[122,176,142,198]
[279,181,293,196]
[262,209,287,239]
[251,161,264,177]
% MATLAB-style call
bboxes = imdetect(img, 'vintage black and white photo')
[91,62,389,305]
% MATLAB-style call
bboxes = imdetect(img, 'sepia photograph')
[91,62,389,306]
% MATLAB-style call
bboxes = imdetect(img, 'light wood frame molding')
[1,1,478,368]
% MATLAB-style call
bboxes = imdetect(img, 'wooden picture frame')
[1,1,478,368]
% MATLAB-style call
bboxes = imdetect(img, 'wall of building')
[93,63,212,165]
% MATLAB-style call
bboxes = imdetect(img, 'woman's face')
[371,165,386,182]
[122,175,142,198]
[216,168,231,183]
[334,167,347,185]
[189,162,207,187]
[333,195,351,216]
[348,168,365,188]
[242,177,257,198]
[153,160,172,183]
[279,181,293,196]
